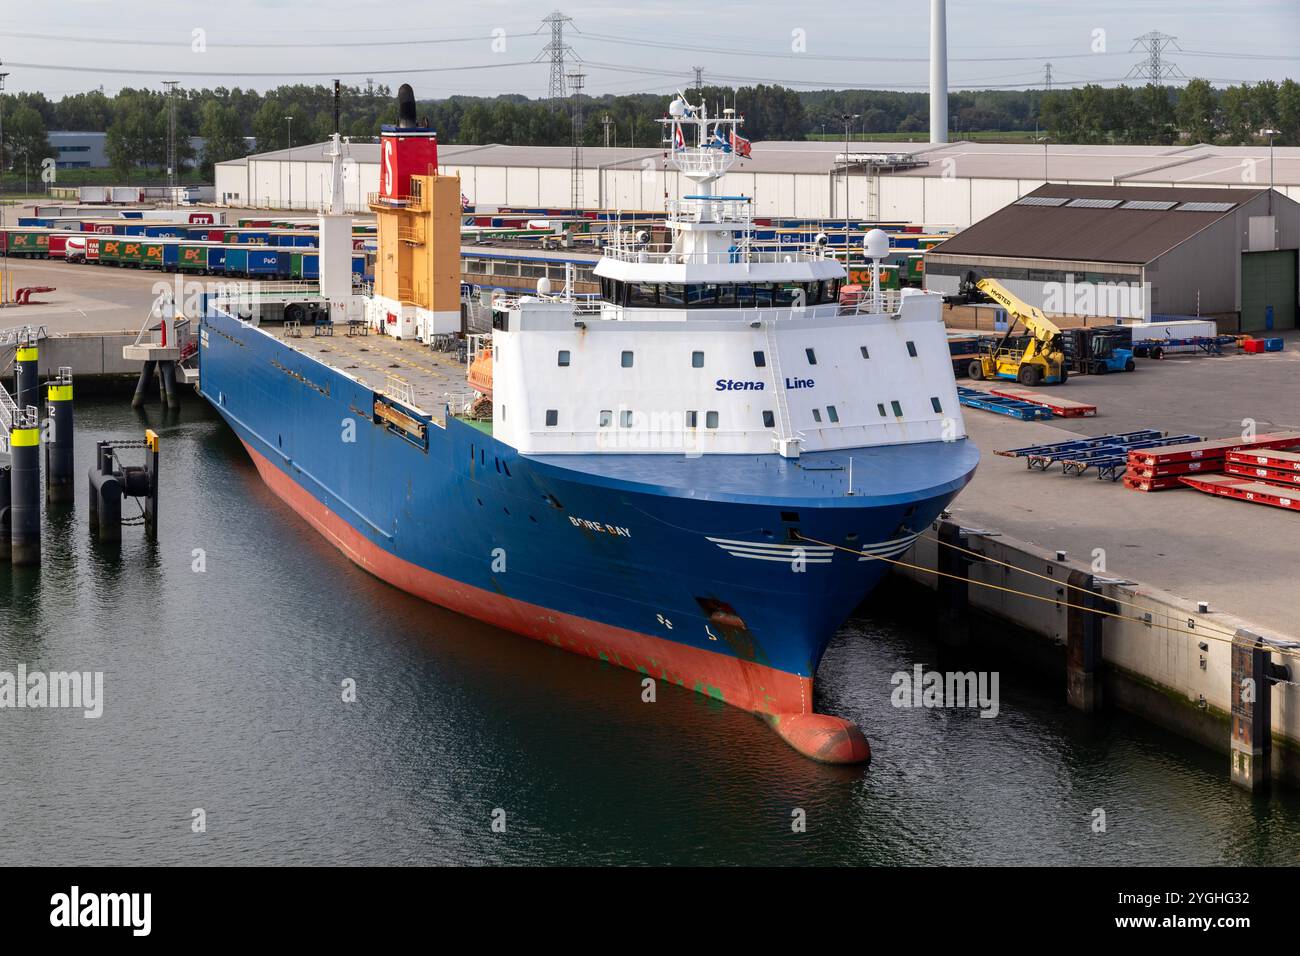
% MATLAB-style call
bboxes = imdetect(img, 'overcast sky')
[2,0,1297,100]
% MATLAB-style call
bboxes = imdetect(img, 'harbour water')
[2,398,1299,866]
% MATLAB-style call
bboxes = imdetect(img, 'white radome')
[536,276,552,295]
[864,228,890,260]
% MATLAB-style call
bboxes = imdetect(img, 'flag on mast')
[672,124,686,151]
[729,130,752,158]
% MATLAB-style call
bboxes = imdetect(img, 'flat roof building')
[216,139,1300,228]
[923,184,1300,333]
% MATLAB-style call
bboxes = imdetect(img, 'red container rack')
[1179,475,1300,512]
[1227,448,1300,472]
[988,386,1097,417]
[1124,431,1300,491]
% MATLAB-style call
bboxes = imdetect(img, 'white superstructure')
[490,94,967,458]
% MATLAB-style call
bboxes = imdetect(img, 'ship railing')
[382,375,417,409]
[840,289,903,316]
[600,245,828,265]
[493,293,602,315]
[666,197,753,225]
[0,324,48,351]
[671,149,736,179]
[366,191,428,212]
[0,382,38,439]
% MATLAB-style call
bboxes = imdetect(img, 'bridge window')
[860,345,870,359]
[691,350,704,368]
[805,348,817,365]
[906,340,918,357]
[557,350,570,367]
[753,350,766,368]
[661,284,686,307]
[545,409,558,427]
[686,410,698,428]
[599,409,612,427]
[931,396,943,413]
[762,410,775,428]
[706,411,719,429]
[620,410,634,428]
[891,400,903,417]
[812,408,822,423]
[621,350,634,368]
[827,405,839,423]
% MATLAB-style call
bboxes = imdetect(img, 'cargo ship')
[198,87,978,763]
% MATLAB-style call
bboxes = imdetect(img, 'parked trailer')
[7,230,50,257]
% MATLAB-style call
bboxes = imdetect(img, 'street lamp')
[840,112,858,261]
[1,69,9,307]
[1035,133,1050,184]
[285,115,294,209]
[1260,128,1280,214]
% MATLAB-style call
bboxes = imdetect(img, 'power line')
[0,59,540,77]
[0,29,545,49]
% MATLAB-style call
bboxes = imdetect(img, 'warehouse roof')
[230,139,1300,187]
[925,184,1271,264]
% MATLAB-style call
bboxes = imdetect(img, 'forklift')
[945,271,1068,386]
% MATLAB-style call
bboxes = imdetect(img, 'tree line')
[1,78,1296,183]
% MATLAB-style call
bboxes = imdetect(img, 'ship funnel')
[397,84,418,129]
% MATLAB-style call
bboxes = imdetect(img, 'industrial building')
[923,184,1300,333]
[216,139,1300,228]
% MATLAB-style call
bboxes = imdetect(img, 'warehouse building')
[215,140,1300,228]
[922,184,1300,332]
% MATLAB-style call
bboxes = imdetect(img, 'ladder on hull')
[764,321,801,458]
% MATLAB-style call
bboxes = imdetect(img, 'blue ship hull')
[198,308,978,761]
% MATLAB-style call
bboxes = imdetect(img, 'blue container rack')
[956,386,1052,421]
[996,430,1204,481]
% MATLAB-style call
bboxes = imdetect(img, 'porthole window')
[621,350,634,368]
[686,410,698,428]
[706,411,719,429]
[620,409,634,427]
[931,396,943,413]
[599,409,612,427]
[753,350,766,368]
[812,408,822,423]
[692,351,705,368]
[805,347,817,365]
[545,409,558,427]
[762,410,776,428]
[906,341,917,357]
[827,405,839,423]
[877,403,887,417]
[860,345,870,359]
[557,350,570,367]
[891,400,903,417]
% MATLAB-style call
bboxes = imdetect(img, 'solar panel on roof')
[1120,199,1178,210]
[1013,196,1069,207]
[1175,201,1235,212]
[1065,198,1123,208]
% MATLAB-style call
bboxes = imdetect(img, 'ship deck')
[275,326,469,420]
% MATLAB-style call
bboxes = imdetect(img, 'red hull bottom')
[242,442,869,764]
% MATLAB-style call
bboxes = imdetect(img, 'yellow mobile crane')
[947,271,1068,386]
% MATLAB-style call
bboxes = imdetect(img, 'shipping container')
[99,237,125,265]
[222,246,250,276]
[245,248,289,277]
[8,230,50,257]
